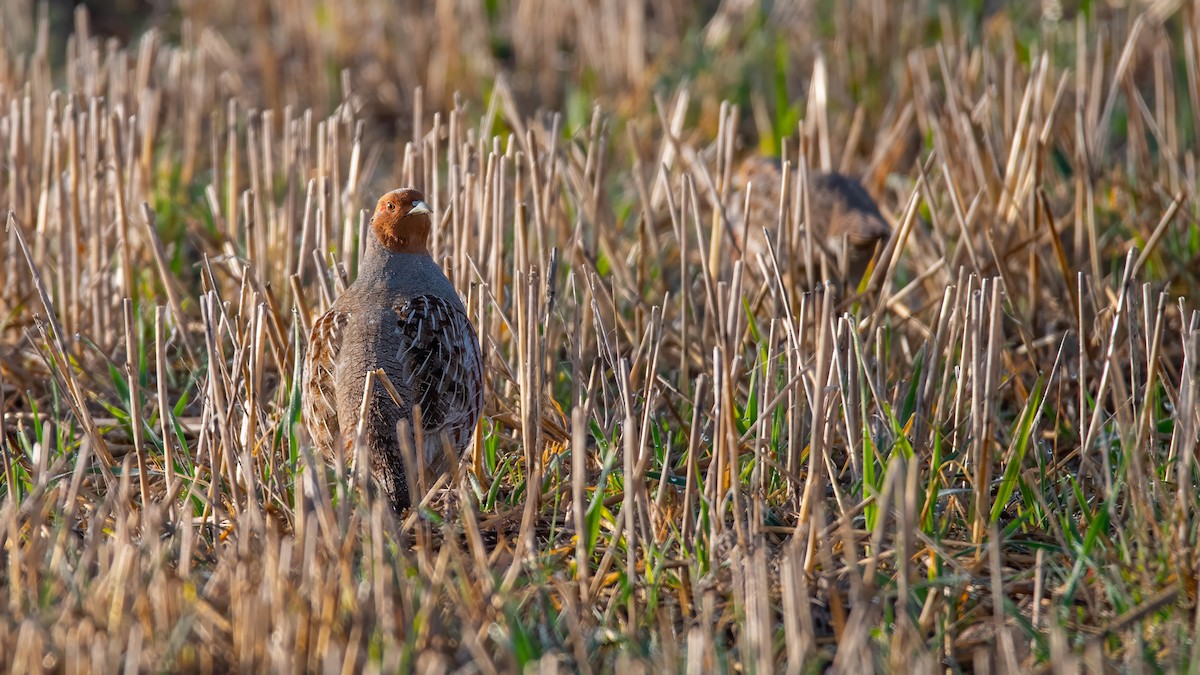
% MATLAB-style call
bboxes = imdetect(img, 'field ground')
[3,0,1200,672]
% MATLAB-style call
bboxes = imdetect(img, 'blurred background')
[1,0,1093,156]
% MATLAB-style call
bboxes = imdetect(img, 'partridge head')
[369,187,433,253]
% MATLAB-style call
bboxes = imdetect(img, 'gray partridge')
[728,156,892,287]
[303,188,484,511]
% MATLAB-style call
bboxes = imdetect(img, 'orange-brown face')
[370,187,433,254]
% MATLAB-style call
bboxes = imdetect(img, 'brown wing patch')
[392,295,484,463]
[303,309,349,462]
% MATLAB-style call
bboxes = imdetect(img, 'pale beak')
[407,200,432,217]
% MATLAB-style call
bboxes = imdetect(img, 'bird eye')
[387,202,396,212]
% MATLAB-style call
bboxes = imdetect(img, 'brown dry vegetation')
[2,0,1200,672]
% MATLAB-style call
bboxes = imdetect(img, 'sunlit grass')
[2,0,1199,672]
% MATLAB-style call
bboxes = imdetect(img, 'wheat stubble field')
[2,0,1200,672]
